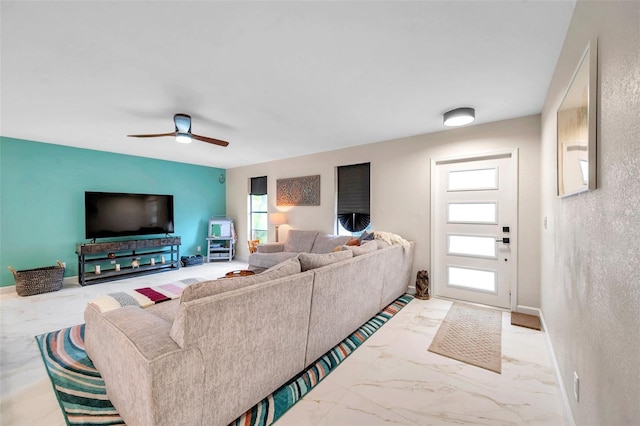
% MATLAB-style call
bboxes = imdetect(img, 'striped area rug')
[36,294,413,426]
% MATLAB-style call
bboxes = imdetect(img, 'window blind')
[250,176,267,195]
[337,163,370,232]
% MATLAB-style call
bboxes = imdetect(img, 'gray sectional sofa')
[84,236,415,426]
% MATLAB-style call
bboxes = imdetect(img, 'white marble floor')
[0,263,568,425]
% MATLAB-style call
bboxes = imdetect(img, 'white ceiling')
[1,1,575,169]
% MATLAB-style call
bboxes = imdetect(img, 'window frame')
[249,176,268,244]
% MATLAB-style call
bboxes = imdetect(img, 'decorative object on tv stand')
[131,259,140,269]
[150,258,155,266]
[269,212,287,242]
[115,264,121,271]
[557,37,597,197]
[276,175,320,206]
[94,265,101,274]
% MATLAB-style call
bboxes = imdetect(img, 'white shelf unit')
[207,216,235,262]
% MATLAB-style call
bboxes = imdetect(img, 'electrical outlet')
[197,246,201,252]
[573,371,579,402]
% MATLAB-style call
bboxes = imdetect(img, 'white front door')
[431,150,518,309]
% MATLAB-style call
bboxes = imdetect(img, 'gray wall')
[227,114,542,310]
[540,1,640,424]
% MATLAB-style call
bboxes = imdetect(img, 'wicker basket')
[180,255,204,267]
[8,261,65,297]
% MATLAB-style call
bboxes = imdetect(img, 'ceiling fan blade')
[191,133,230,147]
[127,132,177,138]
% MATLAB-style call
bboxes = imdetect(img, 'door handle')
[496,237,510,244]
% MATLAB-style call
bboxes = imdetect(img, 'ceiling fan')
[127,113,229,147]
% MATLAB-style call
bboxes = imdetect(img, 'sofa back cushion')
[298,250,353,272]
[310,234,351,253]
[284,230,319,253]
[180,257,301,303]
[304,248,386,366]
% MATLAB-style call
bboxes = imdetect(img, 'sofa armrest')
[257,242,285,253]
[84,304,204,426]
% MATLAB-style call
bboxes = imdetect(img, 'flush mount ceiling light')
[175,132,192,144]
[443,107,475,127]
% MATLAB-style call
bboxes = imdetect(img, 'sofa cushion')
[256,242,285,253]
[284,230,319,253]
[248,251,299,269]
[375,239,391,249]
[310,234,351,253]
[144,298,180,323]
[298,250,353,271]
[343,240,378,256]
[181,257,301,303]
[264,256,301,273]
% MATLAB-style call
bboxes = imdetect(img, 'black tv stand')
[76,237,181,286]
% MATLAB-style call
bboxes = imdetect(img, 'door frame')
[430,148,519,311]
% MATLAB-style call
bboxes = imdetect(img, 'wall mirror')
[557,38,597,197]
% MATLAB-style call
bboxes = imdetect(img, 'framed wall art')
[276,175,320,206]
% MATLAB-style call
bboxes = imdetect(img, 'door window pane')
[448,168,497,191]
[448,202,497,223]
[448,266,496,293]
[448,235,496,258]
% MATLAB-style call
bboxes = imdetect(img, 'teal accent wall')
[0,137,226,287]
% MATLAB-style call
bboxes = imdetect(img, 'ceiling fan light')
[443,107,475,127]
[176,133,192,144]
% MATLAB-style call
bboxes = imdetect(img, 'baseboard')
[63,276,80,286]
[0,285,15,295]
[1,276,80,295]
[538,309,576,426]
[515,304,541,318]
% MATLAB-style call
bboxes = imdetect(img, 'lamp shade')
[443,107,475,127]
[269,212,287,226]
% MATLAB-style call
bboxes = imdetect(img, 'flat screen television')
[85,191,174,239]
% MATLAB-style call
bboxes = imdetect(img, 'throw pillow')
[359,231,374,243]
[343,240,378,256]
[298,250,353,272]
[346,237,360,246]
